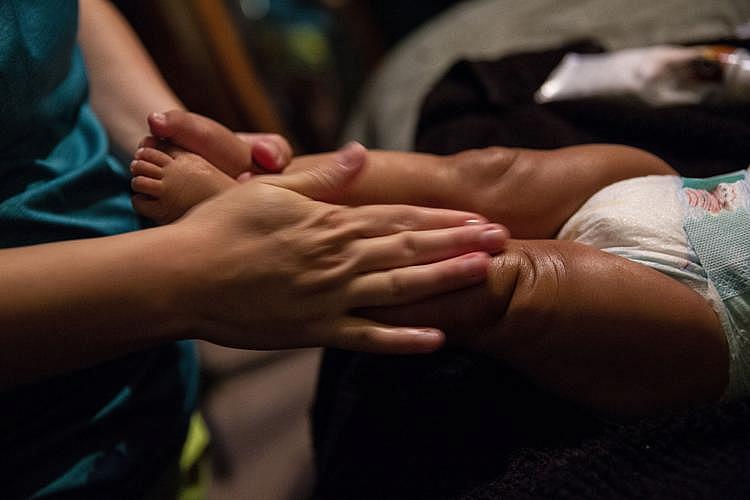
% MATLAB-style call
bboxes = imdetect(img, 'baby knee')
[472,241,572,352]
[451,147,521,177]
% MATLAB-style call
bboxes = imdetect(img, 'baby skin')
[130,110,676,233]
[131,111,727,417]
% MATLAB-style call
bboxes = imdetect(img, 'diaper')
[558,172,750,399]
[681,170,750,399]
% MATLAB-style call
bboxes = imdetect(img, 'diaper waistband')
[681,169,750,301]
[681,168,750,399]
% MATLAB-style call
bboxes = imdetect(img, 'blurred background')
[115,0,465,153]
[110,1,463,498]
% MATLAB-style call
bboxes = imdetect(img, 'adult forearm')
[0,226,188,387]
[0,153,510,387]
[78,0,183,158]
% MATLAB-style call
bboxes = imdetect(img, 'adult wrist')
[133,224,203,343]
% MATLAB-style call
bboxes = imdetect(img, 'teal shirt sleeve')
[0,3,199,497]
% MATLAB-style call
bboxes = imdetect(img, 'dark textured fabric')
[415,39,750,176]
[313,40,750,499]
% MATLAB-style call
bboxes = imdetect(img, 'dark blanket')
[313,41,750,499]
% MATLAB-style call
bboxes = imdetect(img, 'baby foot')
[147,110,292,178]
[130,144,237,224]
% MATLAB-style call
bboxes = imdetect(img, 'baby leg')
[447,145,678,238]
[145,111,677,239]
[289,144,677,238]
[130,144,237,224]
[363,239,727,416]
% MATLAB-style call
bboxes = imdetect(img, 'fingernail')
[236,171,253,183]
[258,139,281,165]
[150,112,166,126]
[480,225,508,251]
[460,252,488,276]
[406,328,442,339]
[336,142,364,171]
[129,160,137,171]
[464,218,485,225]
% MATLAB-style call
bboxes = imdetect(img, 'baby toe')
[130,160,164,180]
[134,146,174,165]
[131,175,163,198]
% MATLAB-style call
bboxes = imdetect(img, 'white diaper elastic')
[557,175,707,287]
[558,173,750,399]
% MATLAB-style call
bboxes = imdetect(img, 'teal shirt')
[0,2,198,497]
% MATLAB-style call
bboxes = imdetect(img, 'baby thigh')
[478,239,727,416]
[448,144,675,239]
[361,234,726,416]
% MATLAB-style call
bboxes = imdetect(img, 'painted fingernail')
[258,139,282,165]
[480,225,508,250]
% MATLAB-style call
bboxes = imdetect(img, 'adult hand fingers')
[341,204,488,238]
[315,316,445,354]
[350,223,508,272]
[345,252,490,308]
[358,285,498,346]
[261,142,366,199]
[148,110,293,175]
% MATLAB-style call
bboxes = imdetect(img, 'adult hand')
[235,132,293,175]
[172,143,509,354]
[145,111,293,178]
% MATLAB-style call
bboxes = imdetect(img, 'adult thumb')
[262,142,366,200]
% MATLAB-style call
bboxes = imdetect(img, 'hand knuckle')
[396,212,417,231]
[387,272,407,298]
[316,207,345,229]
[399,232,419,259]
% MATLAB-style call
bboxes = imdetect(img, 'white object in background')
[535,45,716,106]
[723,48,750,99]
